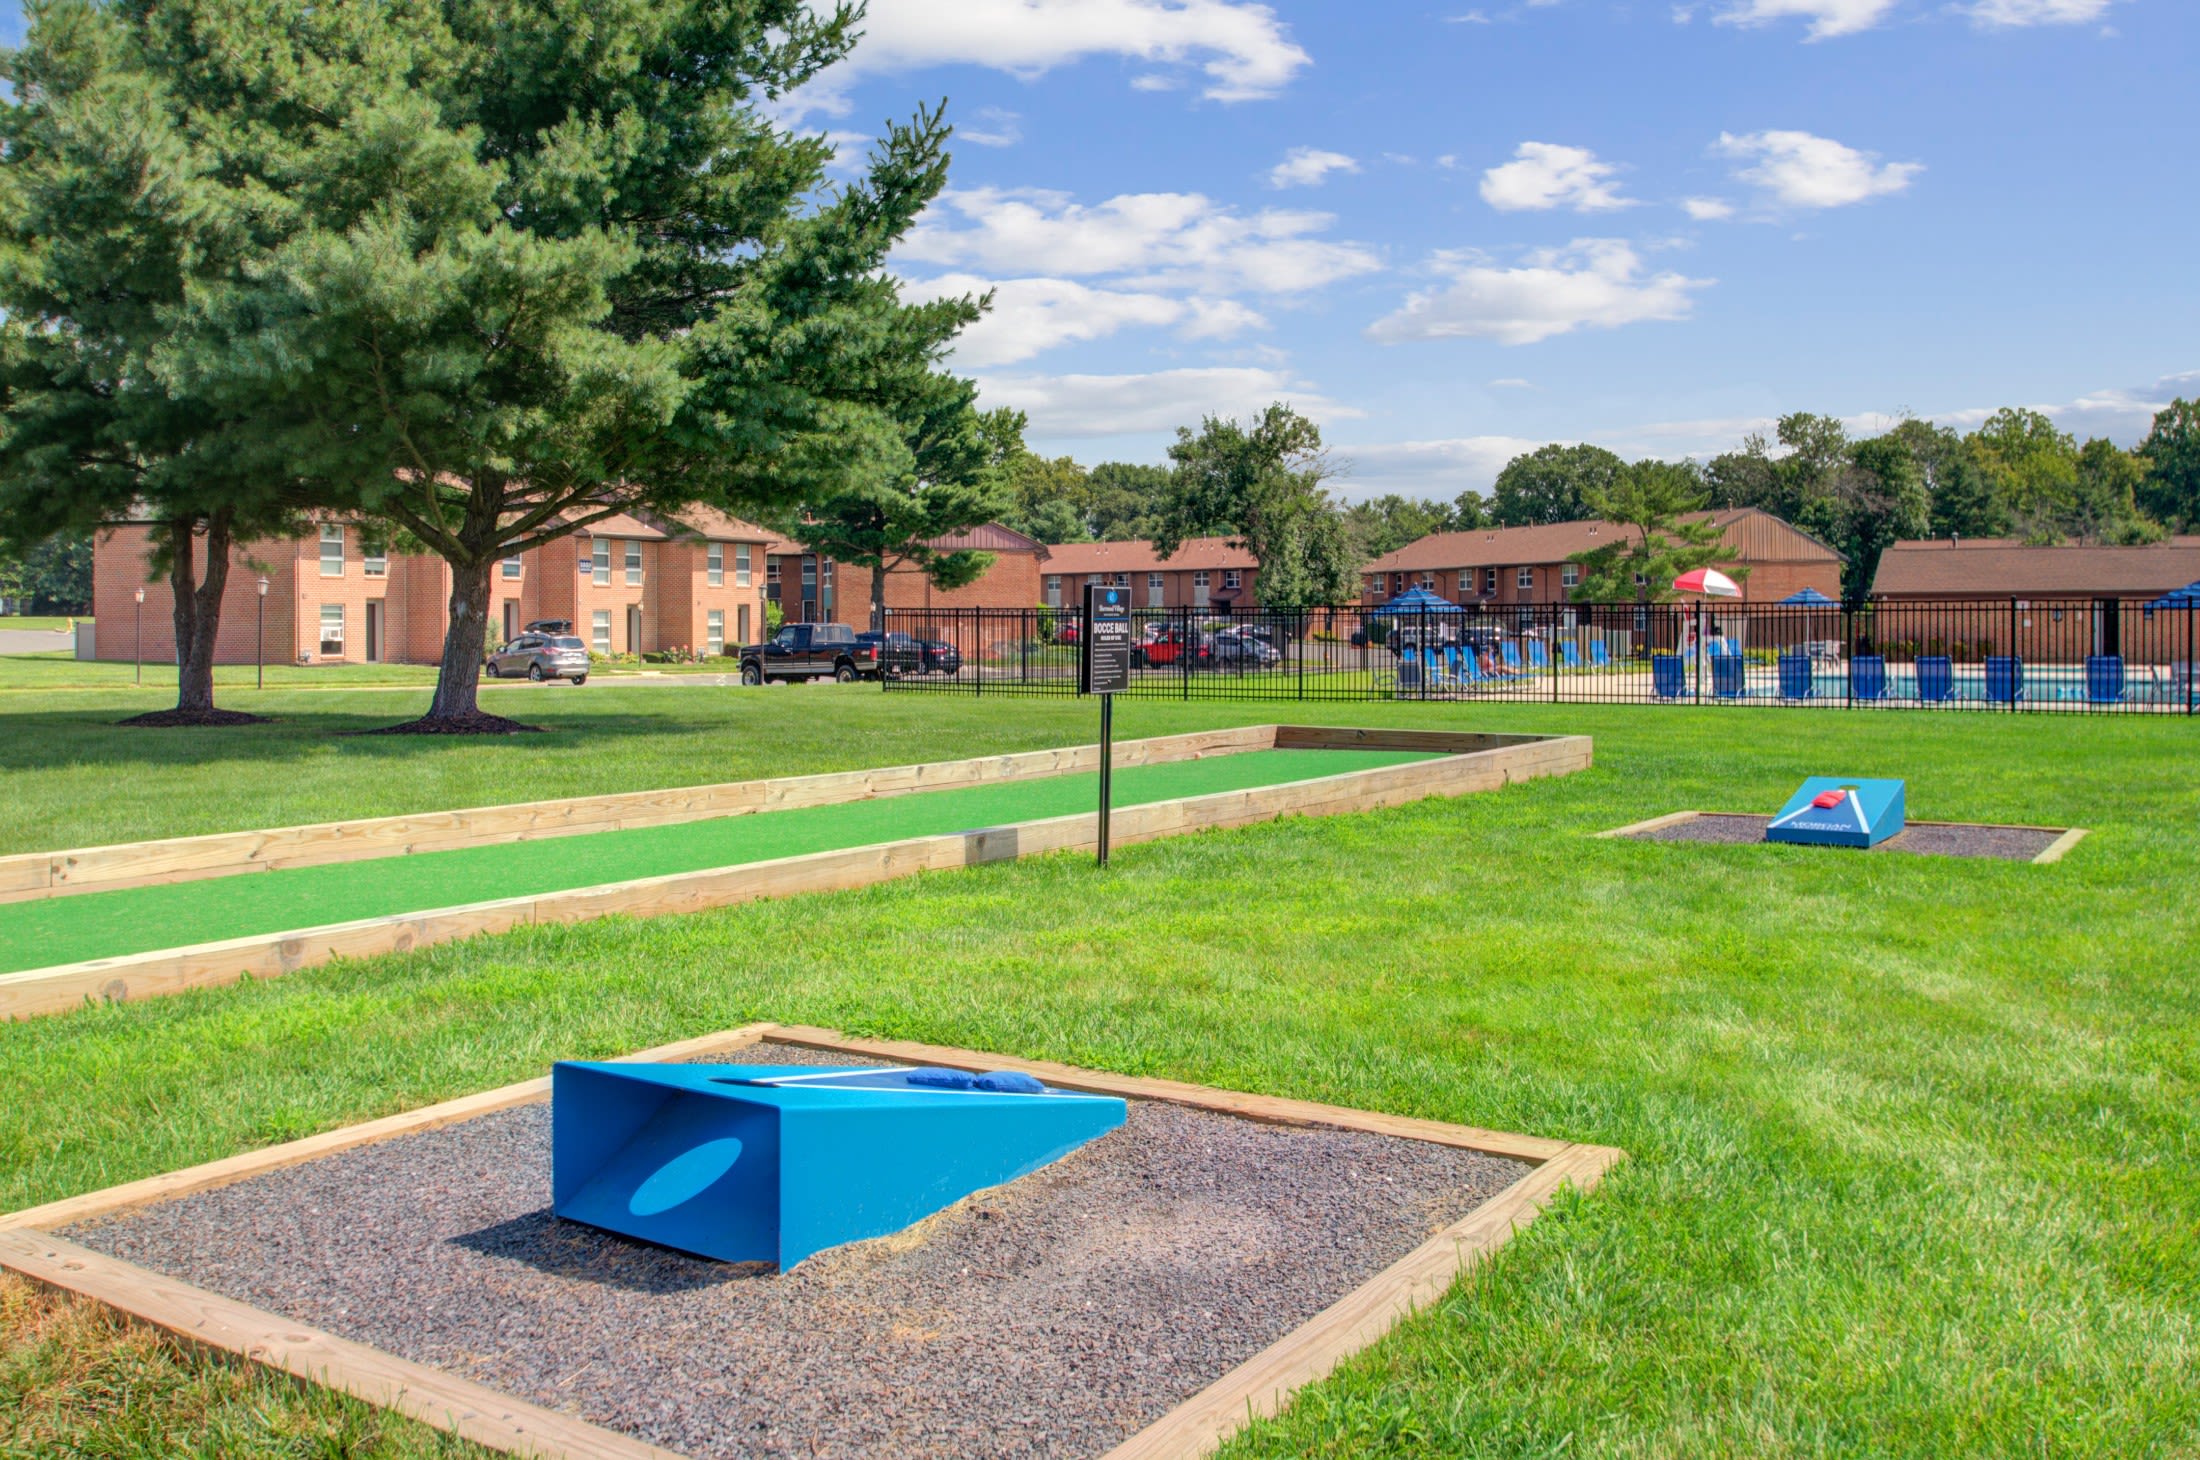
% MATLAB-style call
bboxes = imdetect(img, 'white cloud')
[1709,0,1899,39]
[958,108,1023,148]
[1268,147,1360,189]
[1480,142,1633,213]
[899,187,1382,294]
[1365,240,1711,346]
[901,275,1263,367]
[1330,437,1547,498]
[1714,130,1921,208]
[1489,377,1535,388]
[1682,196,1736,220]
[1968,0,2115,24]
[975,367,1358,437]
[781,0,1309,117]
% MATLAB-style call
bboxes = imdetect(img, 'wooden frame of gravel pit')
[0,725,1591,1021]
[1598,810,2087,863]
[0,1022,1625,1460]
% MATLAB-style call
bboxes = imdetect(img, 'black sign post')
[1079,583,1134,865]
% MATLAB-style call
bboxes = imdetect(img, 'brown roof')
[1041,536,1257,575]
[1364,508,1837,575]
[1872,538,2200,597]
[572,506,773,543]
[761,522,1045,558]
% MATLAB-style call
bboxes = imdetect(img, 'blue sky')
[6,0,2191,498]
[795,0,2197,496]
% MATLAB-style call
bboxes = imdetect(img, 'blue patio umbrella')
[1368,585,1462,616]
[1778,587,1837,605]
[2143,580,2200,612]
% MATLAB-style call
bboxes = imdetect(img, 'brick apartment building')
[762,524,1048,627]
[91,507,774,667]
[1362,508,1842,612]
[1039,537,1260,611]
[1869,536,2200,660]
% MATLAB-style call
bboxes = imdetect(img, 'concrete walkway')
[0,627,73,656]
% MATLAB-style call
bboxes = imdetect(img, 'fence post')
[1845,605,1853,710]
[1296,610,1306,702]
[2009,597,2019,713]
[2189,603,2195,717]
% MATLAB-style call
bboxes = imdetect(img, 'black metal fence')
[878,599,2200,714]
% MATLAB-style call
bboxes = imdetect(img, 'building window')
[707,544,724,587]
[1085,573,1103,588]
[591,609,611,653]
[1634,571,1648,586]
[625,541,642,586]
[1419,572,1434,590]
[707,609,725,655]
[1459,571,1473,596]
[591,539,610,586]
[1483,567,1497,595]
[801,557,817,593]
[362,540,387,578]
[1113,572,1129,587]
[1562,563,1580,589]
[319,524,344,578]
[1224,569,1242,590]
[735,543,752,587]
[503,556,522,581]
[318,604,345,656]
[1045,575,1061,606]
[1517,566,1534,590]
[820,558,833,586]
[1193,569,1210,597]
[1393,573,1407,594]
[1147,572,1164,607]
[767,557,781,586]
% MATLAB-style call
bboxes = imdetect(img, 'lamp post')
[133,587,145,686]
[256,576,270,690]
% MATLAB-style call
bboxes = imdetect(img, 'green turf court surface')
[0,746,1437,973]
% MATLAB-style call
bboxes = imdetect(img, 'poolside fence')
[878,598,2200,714]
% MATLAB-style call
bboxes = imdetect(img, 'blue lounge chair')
[1561,640,1583,669]
[1916,655,1955,704]
[1591,640,1612,668]
[1985,655,2023,704]
[1850,655,1888,701]
[1500,641,1523,671]
[1652,654,1689,699]
[1712,654,1747,699]
[2085,655,2125,704]
[1528,640,1551,670]
[1777,653,1814,699]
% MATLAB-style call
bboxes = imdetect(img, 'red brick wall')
[1040,564,1258,612]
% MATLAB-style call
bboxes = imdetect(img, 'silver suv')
[485,633,590,684]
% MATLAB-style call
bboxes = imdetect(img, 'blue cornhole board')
[1765,777,1906,849]
[552,1062,1126,1268]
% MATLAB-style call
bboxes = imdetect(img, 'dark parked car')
[855,631,961,677]
[737,622,881,684]
[484,633,590,684]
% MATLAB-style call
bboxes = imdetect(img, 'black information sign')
[1079,583,1134,865]
[1079,582,1134,695]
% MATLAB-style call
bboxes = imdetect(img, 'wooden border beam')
[0,1023,1624,1460]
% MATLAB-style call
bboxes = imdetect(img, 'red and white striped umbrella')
[1672,567,1741,598]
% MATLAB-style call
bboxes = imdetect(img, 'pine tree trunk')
[426,556,494,722]
[871,561,888,633]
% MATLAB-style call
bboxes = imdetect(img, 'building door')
[503,601,519,643]
[2094,598,2120,657]
[626,605,643,655]
[736,605,750,644]
[364,602,383,663]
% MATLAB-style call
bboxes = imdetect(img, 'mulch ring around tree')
[356,711,547,736]
[115,707,271,728]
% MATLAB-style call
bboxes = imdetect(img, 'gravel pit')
[63,1043,1528,1460]
[1624,812,2068,860]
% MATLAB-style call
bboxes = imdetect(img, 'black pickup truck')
[737,622,881,684]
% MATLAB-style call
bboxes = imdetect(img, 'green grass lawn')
[0,746,1434,970]
[1,689,2196,1458]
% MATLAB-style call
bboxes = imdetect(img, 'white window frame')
[1483,567,1497,595]
[1224,569,1242,590]
[318,603,345,656]
[1562,563,1581,589]
[735,543,752,587]
[706,608,725,655]
[767,557,781,586]
[591,609,611,653]
[1517,566,1534,590]
[319,524,344,578]
[1459,571,1473,596]
[821,559,834,586]
[591,539,610,586]
[707,544,724,587]
[502,556,522,581]
[624,540,642,587]
[1193,570,1209,590]
[1147,572,1164,607]
[362,541,387,578]
[1045,575,1062,607]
